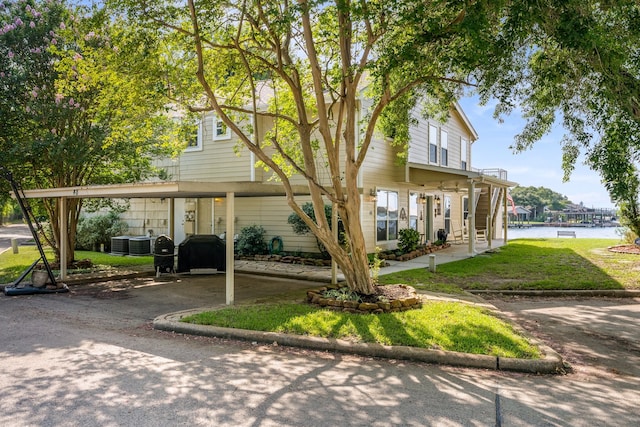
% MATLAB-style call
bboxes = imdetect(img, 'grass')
[6,237,632,358]
[379,238,639,291]
[0,246,152,283]
[182,301,540,358]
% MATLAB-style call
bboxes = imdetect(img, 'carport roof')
[19,180,312,199]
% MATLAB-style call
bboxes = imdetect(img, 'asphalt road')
[0,223,31,254]
[1,274,639,426]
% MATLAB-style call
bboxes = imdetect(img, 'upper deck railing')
[472,168,508,181]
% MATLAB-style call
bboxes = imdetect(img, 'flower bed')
[378,242,451,261]
[306,284,423,314]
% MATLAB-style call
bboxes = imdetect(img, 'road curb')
[468,289,640,298]
[153,309,565,375]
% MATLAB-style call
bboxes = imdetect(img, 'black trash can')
[154,235,175,274]
[437,228,448,243]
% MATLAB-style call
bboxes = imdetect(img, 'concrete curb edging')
[153,310,564,375]
[468,289,640,298]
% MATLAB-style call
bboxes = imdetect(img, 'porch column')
[467,180,476,256]
[503,188,508,242]
[226,192,235,305]
[487,185,493,249]
[59,197,67,280]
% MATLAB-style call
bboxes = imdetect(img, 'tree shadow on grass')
[437,240,628,290]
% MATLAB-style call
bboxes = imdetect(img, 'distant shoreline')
[507,226,623,239]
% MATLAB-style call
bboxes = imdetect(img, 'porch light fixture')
[418,193,427,204]
[369,189,377,202]
[434,195,442,216]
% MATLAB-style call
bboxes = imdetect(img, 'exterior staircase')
[474,187,505,239]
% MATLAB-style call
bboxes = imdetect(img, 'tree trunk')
[46,198,81,267]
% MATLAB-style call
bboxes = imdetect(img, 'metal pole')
[2,167,57,286]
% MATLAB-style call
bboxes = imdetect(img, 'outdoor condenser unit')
[111,236,130,255]
[129,237,151,256]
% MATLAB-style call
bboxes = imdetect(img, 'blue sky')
[458,97,615,209]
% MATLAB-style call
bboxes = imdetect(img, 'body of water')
[506,225,625,240]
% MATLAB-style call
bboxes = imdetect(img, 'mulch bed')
[608,244,640,254]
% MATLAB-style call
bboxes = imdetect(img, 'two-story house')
[119,98,515,256]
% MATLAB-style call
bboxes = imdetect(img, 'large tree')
[112,0,640,293]
[0,0,181,265]
[476,1,640,234]
[112,0,510,295]
[511,186,571,220]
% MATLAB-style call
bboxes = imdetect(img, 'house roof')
[453,101,479,141]
[18,181,311,199]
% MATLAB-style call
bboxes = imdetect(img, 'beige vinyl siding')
[214,196,318,253]
[361,133,408,251]
[179,113,253,182]
[407,110,428,164]
[448,108,475,170]
[406,106,473,170]
[119,198,170,237]
[196,198,214,234]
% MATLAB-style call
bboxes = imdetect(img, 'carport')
[20,180,312,305]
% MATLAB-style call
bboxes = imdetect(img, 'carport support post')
[59,197,67,280]
[226,192,235,305]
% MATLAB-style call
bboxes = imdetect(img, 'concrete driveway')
[489,296,640,378]
[1,273,639,426]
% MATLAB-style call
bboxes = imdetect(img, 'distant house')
[120,96,515,255]
[509,206,531,223]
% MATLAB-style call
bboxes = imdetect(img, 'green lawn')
[379,238,638,291]
[0,246,152,283]
[182,301,540,359]
[6,238,631,359]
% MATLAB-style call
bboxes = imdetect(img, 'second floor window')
[429,125,438,164]
[461,138,468,170]
[440,129,448,166]
[186,118,203,151]
[214,116,231,140]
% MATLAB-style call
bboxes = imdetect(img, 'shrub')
[287,202,344,258]
[237,225,268,256]
[76,212,128,251]
[323,287,362,302]
[398,228,420,253]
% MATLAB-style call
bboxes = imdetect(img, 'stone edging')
[153,309,564,374]
[306,285,422,314]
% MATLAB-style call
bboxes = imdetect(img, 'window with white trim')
[376,190,398,241]
[185,117,203,152]
[444,196,451,233]
[462,196,469,226]
[440,129,448,166]
[429,125,438,165]
[409,192,419,231]
[213,115,231,140]
[461,138,468,170]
